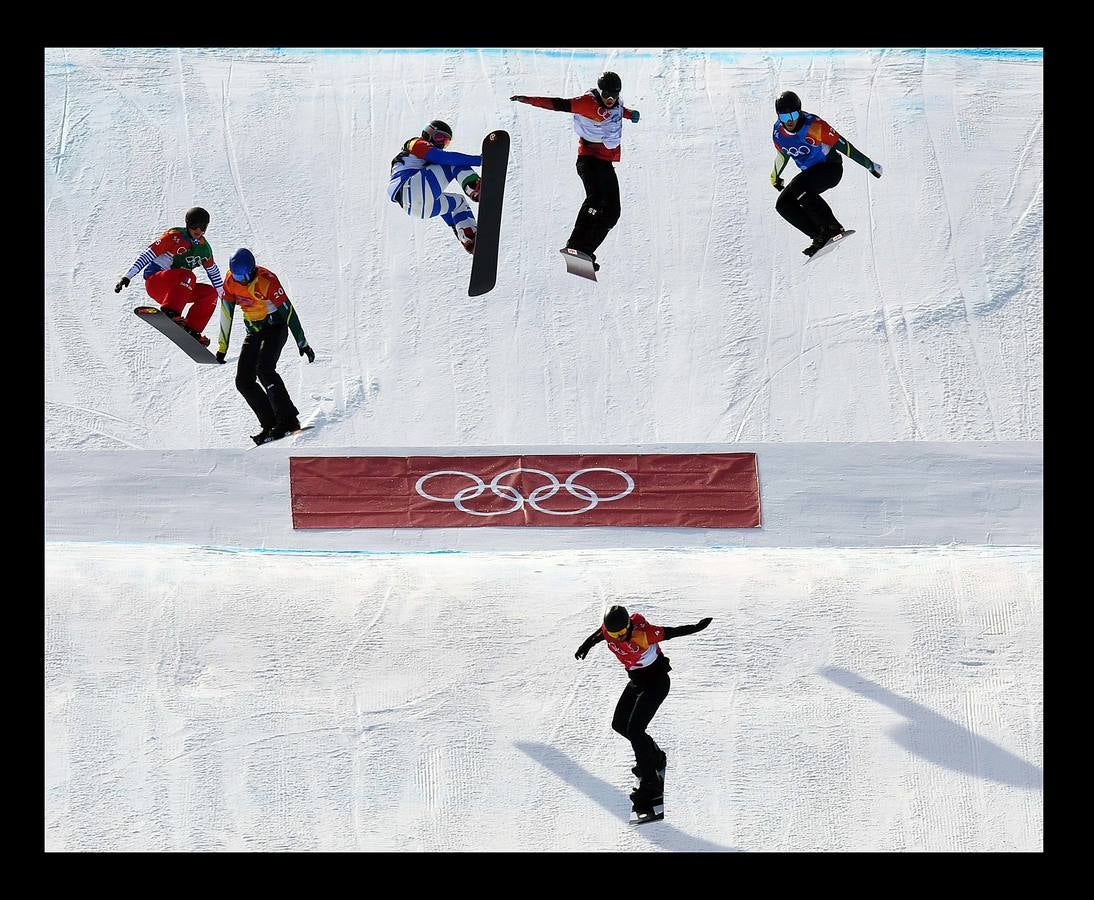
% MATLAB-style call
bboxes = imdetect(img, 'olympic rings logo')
[785,145,812,157]
[415,467,635,517]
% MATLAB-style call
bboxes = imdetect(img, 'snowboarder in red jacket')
[575,605,712,810]
[511,72,640,271]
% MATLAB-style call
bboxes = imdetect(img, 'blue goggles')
[778,110,800,124]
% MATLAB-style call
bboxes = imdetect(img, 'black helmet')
[775,91,802,115]
[597,71,622,100]
[184,207,210,231]
[423,119,453,148]
[603,605,630,634]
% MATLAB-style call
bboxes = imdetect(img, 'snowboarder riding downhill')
[114,206,223,345]
[511,72,640,272]
[217,248,315,445]
[388,120,484,255]
[770,91,883,257]
[575,605,712,821]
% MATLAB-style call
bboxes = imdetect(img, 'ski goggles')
[778,110,801,125]
[606,624,630,639]
[425,126,452,148]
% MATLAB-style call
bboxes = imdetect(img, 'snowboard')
[468,130,510,297]
[249,424,315,449]
[804,229,856,264]
[134,306,219,364]
[629,763,666,826]
[560,247,598,282]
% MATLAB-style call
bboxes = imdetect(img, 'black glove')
[696,617,713,631]
[575,642,592,660]
[773,177,784,192]
[300,344,315,363]
[215,351,226,364]
[510,95,529,103]
[114,276,130,293]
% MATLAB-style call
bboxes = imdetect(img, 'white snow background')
[44,47,1042,851]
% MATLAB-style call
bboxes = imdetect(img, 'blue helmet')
[229,248,256,283]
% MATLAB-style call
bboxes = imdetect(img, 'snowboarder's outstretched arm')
[117,247,155,291]
[834,134,883,178]
[512,94,576,113]
[662,617,713,640]
[574,627,604,660]
[511,94,641,123]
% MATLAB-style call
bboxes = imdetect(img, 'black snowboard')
[629,763,666,826]
[468,130,510,297]
[134,306,218,364]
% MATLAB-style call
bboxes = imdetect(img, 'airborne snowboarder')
[388,120,484,255]
[114,206,223,346]
[511,72,640,274]
[770,90,883,257]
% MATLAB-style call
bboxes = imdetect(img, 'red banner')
[290,454,760,529]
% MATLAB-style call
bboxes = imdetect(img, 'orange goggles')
[606,625,629,639]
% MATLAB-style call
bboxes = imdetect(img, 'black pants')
[566,156,621,257]
[776,152,844,239]
[612,661,670,791]
[235,323,299,430]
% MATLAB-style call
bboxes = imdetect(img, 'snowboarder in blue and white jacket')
[389,120,483,254]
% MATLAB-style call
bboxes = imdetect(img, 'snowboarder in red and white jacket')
[511,72,640,271]
[575,605,712,805]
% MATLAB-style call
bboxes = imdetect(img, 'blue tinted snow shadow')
[514,741,739,851]
[821,667,1042,790]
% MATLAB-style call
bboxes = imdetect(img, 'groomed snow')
[44,48,1042,851]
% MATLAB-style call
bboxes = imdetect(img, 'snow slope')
[44,48,1042,852]
[46,543,1041,852]
[45,47,1042,450]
